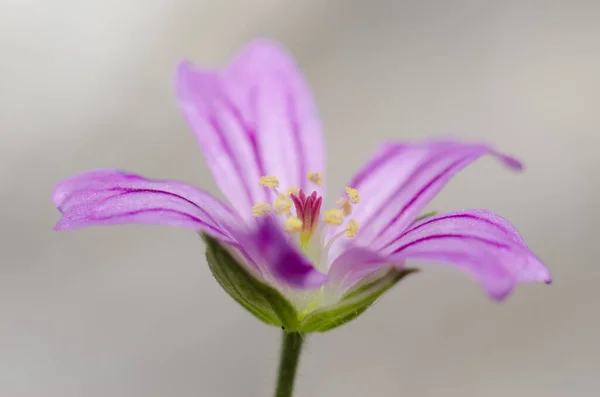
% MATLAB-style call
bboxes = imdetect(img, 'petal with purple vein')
[328,210,550,301]
[329,139,522,259]
[52,169,240,245]
[175,40,325,221]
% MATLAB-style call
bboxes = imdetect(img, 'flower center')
[251,172,361,261]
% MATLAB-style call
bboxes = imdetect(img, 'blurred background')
[1,0,599,396]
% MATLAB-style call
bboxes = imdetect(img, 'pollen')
[287,187,300,196]
[284,216,303,232]
[307,172,323,186]
[345,219,359,237]
[274,197,292,215]
[259,176,280,188]
[251,202,272,217]
[345,187,360,204]
[324,208,344,225]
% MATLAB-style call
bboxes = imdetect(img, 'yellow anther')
[274,197,292,215]
[307,172,323,186]
[345,187,360,204]
[336,197,346,206]
[251,202,272,217]
[287,187,300,197]
[342,201,353,216]
[284,216,303,232]
[324,209,344,225]
[345,219,359,237]
[259,176,280,188]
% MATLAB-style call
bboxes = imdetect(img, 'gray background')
[1,1,598,396]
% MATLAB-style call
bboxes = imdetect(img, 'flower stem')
[274,331,305,397]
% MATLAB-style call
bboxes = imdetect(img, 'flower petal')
[385,209,551,282]
[52,169,240,245]
[329,210,550,301]
[333,139,522,254]
[234,217,326,289]
[176,39,325,221]
[326,247,391,290]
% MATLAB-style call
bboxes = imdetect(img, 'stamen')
[324,209,343,225]
[307,172,323,186]
[320,220,359,269]
[341,201,353,216]
[284,216,303,232]
[345,219,359,237]
[274,197,292,215]
[324,231,344,252]
[336,188,359,216]
[318,229,345,269]
[345,187,360,204]
[251,202,272,217]
[259,176,280,188]
[287,187,300,196]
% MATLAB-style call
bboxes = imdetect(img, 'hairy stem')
[274,331,305,397]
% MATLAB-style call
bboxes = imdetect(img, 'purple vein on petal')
[101,188,237,232]
[218,85,270,202]
[206,112,255,210]
[58,184,238,229]
[392,234,510,255]
[382,212,523,252]
[348,145,406,189]
[359,145,478,242]
[176,63,268,216]
[92,208,228,237]
[285,78,307,191]
[52,169,241,243]
[369,151,483,244]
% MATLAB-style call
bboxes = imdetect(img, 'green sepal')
[298,267,419,333]
[202,234,299,330]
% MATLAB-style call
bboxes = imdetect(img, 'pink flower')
[53,40,550,317]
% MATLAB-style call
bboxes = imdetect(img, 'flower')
[52,39,551,331]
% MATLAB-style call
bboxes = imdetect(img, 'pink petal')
[234,218,326,289]
[387,210,551,283]
[330,139,522,256]
[327,247,390,289]
[329,210,550,301]
[52,169,241,245]
[175,39,325,221]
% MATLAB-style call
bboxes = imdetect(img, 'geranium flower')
[52,40,550,332]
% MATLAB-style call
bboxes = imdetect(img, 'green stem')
[274,331,305,397]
